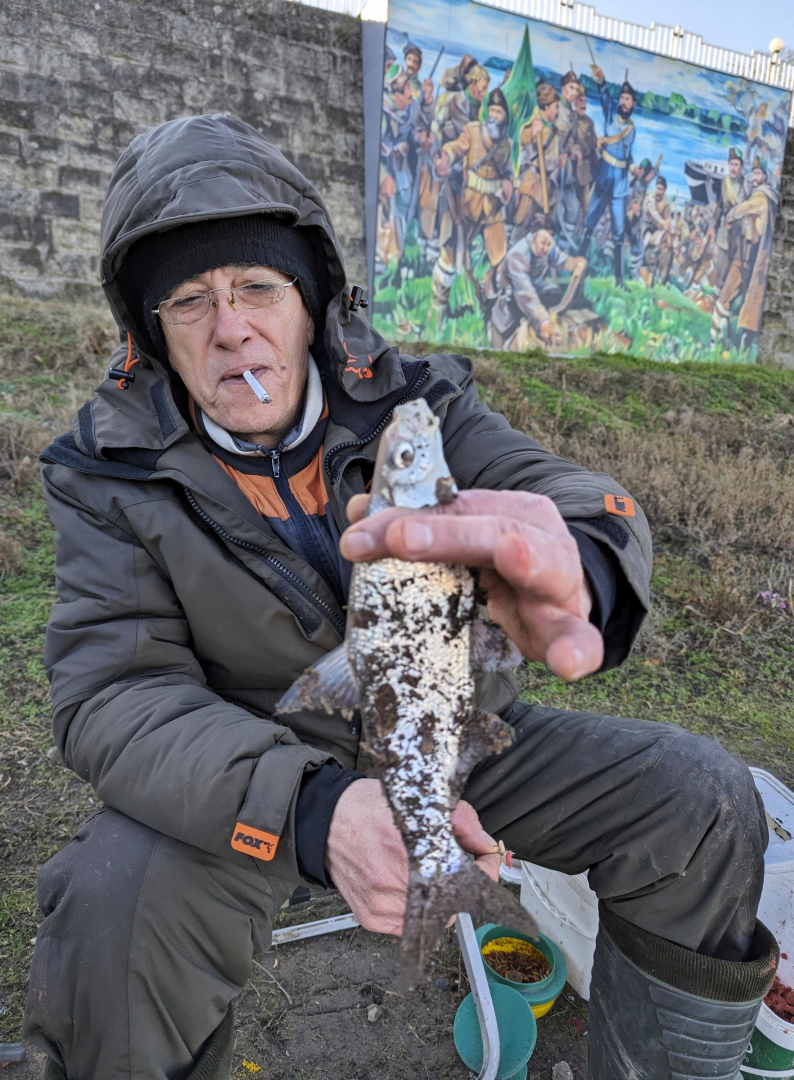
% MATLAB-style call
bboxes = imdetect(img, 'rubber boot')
[40,1006,235,1080]
[588,905,779,1080]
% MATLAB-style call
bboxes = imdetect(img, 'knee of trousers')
[34,808,160,928]
[623,731,767,899]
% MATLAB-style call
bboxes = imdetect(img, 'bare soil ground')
[2,300,794,1078]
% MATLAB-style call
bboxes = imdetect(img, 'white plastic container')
[519,860,598,999]
[740,769,794,1078]
[518,767,794,1006]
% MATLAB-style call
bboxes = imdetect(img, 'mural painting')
[373,0,792,363]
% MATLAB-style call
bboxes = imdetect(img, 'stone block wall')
[759,125,794,369]
[0,0,367,303]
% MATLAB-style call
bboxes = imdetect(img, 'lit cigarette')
[242,369,272,404]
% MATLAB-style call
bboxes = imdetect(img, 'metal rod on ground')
[271,912,359,946]
[456,912,500,1080]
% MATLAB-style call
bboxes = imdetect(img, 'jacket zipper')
[182,486,346,637]
[261,449,344,604]
[324,363,432,485]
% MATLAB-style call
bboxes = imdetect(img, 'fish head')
[369,399,458,512]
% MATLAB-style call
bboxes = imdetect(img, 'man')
[513,82,564,242]
[433,87,513,318]
[24,114,775,1080]
[487,228,588,350]
[712,155,778,348]
[641,174,673,285]
[714,147,749,287]
[578,66,638,290]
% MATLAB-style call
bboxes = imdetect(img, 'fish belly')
[348,558,474,874]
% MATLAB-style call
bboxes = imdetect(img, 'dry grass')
[0,297,114,488]
[468,351,794,559]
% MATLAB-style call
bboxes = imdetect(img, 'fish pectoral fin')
[275,644,361,716]
[470,618,524,673]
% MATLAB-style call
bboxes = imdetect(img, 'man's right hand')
[325,778,500,935]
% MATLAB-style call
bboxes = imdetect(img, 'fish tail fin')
[399,861,540,989]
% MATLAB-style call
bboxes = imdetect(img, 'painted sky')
[387,0,791,117]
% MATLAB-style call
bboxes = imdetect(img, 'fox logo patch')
[231,822,279,861]
[604,494,636,518]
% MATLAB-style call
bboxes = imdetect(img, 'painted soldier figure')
[578,67,638,290]
[488,228,588,350]
[712,155,778,348]
[626,157,660,276]
[377,71,417,268]
[714,147,749,288]
[640,175,673,285]
[432,87,513,318]
[556,71,587,249]
[569,88,598,223]
[417,63,490,280]
[514,83,564,242]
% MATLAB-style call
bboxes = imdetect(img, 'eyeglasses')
[152,277,299,325]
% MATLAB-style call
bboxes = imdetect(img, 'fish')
[277,398,540,985]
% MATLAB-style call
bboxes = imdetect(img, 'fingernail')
[403,521,433,553]
[343,531,375,558]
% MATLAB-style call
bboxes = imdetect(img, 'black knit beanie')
[114,215,330,361]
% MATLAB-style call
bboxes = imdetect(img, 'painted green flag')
[501,25,537,170]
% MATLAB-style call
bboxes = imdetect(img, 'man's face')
[574,94,588,115]
[532,230,553,256]
[487,104,507,126]
[618,93,635,118]
[161,264,314,448]
[752,167,765,187]
[655,182,665,202]
[728,157,742,180]
[543,101,560,123]
[405,50,421,76]
[562,82,579,104]
[470,76,490,103]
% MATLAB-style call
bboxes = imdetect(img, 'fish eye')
[391,441,415,468]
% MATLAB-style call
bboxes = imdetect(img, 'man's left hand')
[341,490,603,681]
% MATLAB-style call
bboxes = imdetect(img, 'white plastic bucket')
[519,861,598,1000]
[518,767,794,1009]
[740,769,794,1079]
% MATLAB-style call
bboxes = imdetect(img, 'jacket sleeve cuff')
[294,762,364,887]
[569,526,617,635]
[568,525,646,672]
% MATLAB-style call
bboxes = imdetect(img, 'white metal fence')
[299,0,794,122]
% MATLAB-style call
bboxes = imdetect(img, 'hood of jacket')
[82,113,408,459]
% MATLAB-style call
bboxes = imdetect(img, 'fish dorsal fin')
[276,644,361,716]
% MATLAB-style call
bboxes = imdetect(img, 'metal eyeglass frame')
[151,276,299,324]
